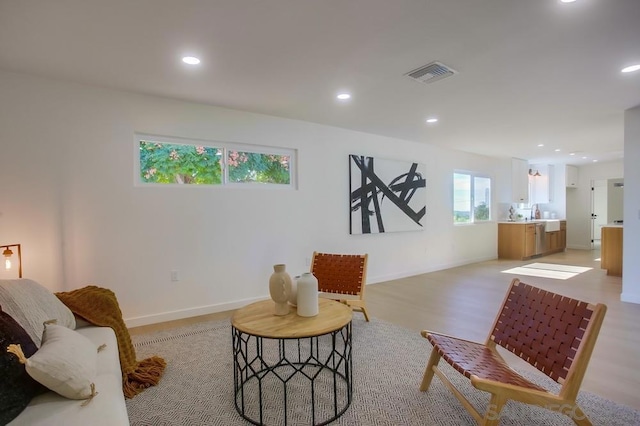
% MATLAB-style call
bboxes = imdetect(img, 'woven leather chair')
[420,278,606,426]
[310,251,370,321]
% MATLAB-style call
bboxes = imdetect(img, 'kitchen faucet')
[530,204,535,220]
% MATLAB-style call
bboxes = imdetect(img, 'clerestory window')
[136,134,295,188]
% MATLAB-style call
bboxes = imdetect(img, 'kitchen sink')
[538,219,561,232]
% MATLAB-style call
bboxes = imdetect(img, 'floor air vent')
[405,61,458,84]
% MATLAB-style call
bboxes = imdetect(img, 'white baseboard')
[124,295,268,328]
[368,255,497,285]
[566,244,592,250]
[621,292,640,304]
[124,256,500,327]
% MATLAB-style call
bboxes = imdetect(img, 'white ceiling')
[1,0,639,165]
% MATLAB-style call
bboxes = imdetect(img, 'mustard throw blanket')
[55,285,166,398]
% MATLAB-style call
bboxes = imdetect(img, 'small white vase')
[296,272,318,317]
[289,276,299,306]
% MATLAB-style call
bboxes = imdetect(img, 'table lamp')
[1,243,22,278]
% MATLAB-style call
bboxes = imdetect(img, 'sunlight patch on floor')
[501,262,592,280]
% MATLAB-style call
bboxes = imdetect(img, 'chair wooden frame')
[420,278,607,426]
[310,251,370,321]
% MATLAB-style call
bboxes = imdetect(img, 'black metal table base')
[232,322,352,426]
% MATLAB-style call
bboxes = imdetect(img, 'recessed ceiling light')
[569,152,576,156]
[182,56,201,65]
[426,117,438,124]
[336,93,351,100]
[593,159,598,163]
[582,156,588,159]
[621,64,640,73]
[554,149,561,152]
[537,144,544,147]
[560,0,577,3]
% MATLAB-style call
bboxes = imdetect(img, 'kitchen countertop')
[499,219,564,232]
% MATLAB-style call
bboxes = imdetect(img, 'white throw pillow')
[0,279,76,346]
[16,323,98,400]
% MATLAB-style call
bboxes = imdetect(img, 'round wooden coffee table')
[232,298,353,426]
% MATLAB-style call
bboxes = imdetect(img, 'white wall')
[546,164,567,220]
[622,106,640,303]
[0,70,507,325]
[607,178,624,223]
[526,163,567,220]
[591,179,608,240]
[565,160,624,250]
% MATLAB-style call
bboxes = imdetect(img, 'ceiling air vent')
[405,61,458,84]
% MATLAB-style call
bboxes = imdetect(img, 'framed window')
[136,134,295,188]
[453,171,492,224]
[227,149,292,185]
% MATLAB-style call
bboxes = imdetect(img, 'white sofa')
[9,326,129,426]
[1,279,129,426]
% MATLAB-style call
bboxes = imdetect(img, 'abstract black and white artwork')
[349,155,426,234]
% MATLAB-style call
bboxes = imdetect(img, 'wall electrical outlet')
[170,270,180,282]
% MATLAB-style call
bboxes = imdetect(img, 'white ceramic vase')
[269,264,292,316]
[296,272,318,317]
[288,276,299,306]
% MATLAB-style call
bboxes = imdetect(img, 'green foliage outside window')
[474,202,490,221]
[453,172,491,224]
[139,141,291,185]
[140,141,222,184]
[453,211,471,223]
[228,151,290,184]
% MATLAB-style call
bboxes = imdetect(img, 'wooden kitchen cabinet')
[546,220,567,253]
[601,226,622,276]
[498,220,566,260]
[546,231,559,252]
[524,224,535,258]
[498,223,536,260]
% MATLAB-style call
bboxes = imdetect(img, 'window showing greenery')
[227,151,290,184]
[453,173,471,223]
[473,176,491,221]
[137,136,294,187]
[453,172,492,224]
[140,141,222,184]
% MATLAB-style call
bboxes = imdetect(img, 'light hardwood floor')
[129,249,640,410]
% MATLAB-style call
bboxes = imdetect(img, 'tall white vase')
[296,272,318,317]
[289,276,299,306]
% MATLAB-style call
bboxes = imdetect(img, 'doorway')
[590,178,624,249]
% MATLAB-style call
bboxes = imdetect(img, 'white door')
[591,180,607,248]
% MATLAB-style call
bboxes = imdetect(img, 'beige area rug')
[127,316,639,425]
